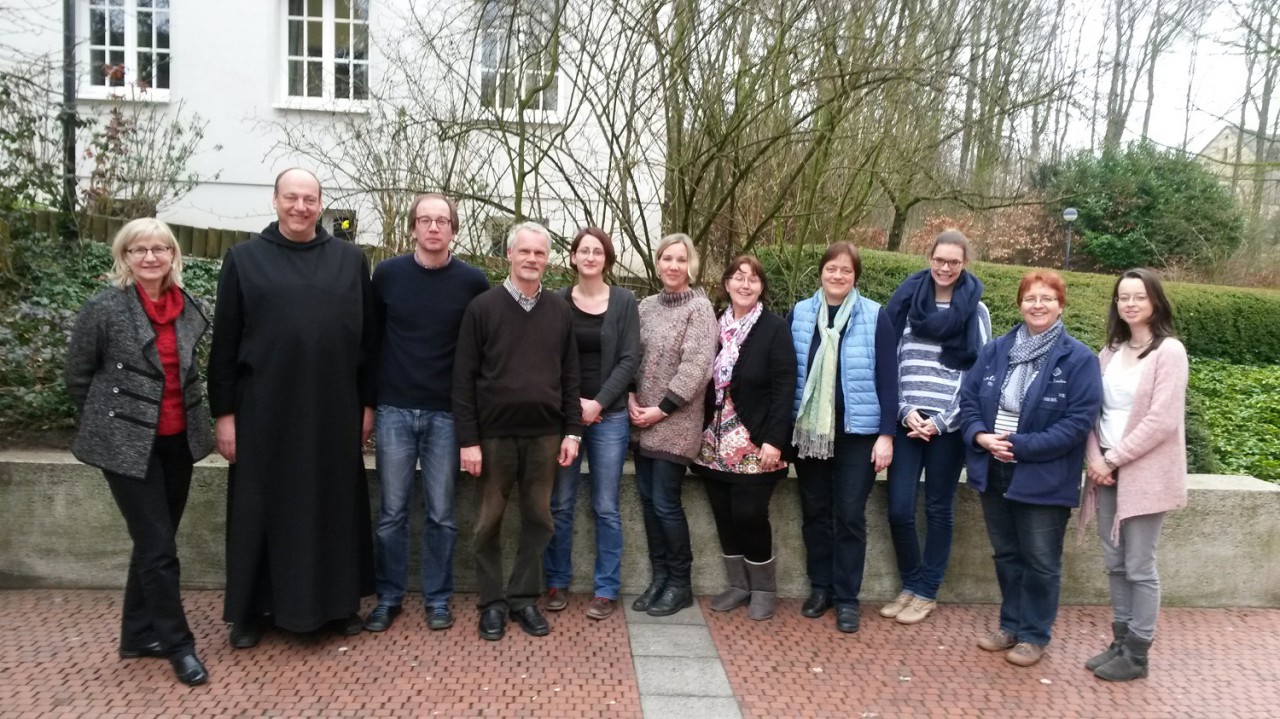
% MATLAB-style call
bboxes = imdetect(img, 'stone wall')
[2,450,1277,607]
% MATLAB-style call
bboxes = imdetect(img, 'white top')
[1098,360,1143,450]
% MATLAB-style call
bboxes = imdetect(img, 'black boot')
[1085,621,1128,671]
[1094,633,1151,682]
[801,588,833,618]
[647,585,694,617]
[632,567,668,612]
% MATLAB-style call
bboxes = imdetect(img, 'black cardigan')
[702,310,797,451]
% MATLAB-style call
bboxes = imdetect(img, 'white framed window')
[280,0,370,109]
[478,0,560,120]
[81,0,171,101]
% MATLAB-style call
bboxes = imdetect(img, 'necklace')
[1127,337,1153,350]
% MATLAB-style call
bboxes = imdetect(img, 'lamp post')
[1062,207,1078,271]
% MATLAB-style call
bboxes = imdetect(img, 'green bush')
[1186,360,1280,482]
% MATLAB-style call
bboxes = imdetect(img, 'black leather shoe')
[169,653,209,686]
[631,580,666,612]
[511,605,550,636]
[479,607,506,641]
[330,613,364,636]
[363,605,401,633]
[646,586,693,617]
[229,621,261,649]
[427,606,454,631]
[801,589,833,619]
[118,641,165,659]
[835,605,861,634]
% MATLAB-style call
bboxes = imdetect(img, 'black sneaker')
[427,605,454,631]
[363,605,401,633]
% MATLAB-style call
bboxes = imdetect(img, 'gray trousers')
[1095,484,1165,640]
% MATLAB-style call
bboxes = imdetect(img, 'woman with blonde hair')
[64,218,215,685]
[629,233,717,616]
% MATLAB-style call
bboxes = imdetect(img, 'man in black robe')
[208,168,376,648]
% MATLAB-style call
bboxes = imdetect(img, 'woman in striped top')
[881,230,991,625]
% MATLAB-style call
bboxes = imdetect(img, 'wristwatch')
[1103,456,1117,471]
[565,435,582,443]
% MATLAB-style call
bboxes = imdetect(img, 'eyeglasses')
[1116,294,1148,305]
[930,258,963,270]
[414,216,452,228]
[126,246,173,259]
[575,247,606,257]
[729,273,761,285]
[1021,295,1060,306]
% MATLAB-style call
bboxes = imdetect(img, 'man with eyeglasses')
[209,167,378,649]
[360,193,489,634]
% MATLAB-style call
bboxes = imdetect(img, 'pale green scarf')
[793,289,858,459]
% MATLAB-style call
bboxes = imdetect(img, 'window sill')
[273,97,370,115]
[474,108,564,129]
[78,87,171,104]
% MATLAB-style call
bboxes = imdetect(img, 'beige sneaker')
[895,597,937,625]
[977,629,1017,652]
[1006,642,1046,667]
[878,592,914,618]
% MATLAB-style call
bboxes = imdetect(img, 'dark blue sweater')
[372,254,489,411]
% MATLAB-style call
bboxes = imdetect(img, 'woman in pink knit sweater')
[1083,267,1188,683]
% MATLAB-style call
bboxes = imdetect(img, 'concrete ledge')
[1,451,1276,607]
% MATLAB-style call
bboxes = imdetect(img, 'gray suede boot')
[710,555,751,612]
[1085,622,1129,671]
[1094,633,1151,682]
[745,557,777,621]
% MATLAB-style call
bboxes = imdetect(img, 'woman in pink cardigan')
[1082,267,1188,683]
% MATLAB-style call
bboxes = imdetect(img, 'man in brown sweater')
[453,221,583,641]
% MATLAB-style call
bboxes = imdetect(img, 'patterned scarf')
[999,319,1064,414]
[712,301,763,405]
[792,289,857,459]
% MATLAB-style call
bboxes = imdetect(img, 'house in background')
[9,0,667,269]
[1196,125,1280,221]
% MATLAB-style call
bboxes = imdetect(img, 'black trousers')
[701,471,781,563]
[103,434,195,655]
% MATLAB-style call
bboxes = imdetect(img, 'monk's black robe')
[208,222,375,631]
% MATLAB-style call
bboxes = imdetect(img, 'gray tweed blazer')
[63,285,215,479]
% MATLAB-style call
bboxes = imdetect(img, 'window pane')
[108,0,123,6]
[108,49,125,86]
[499,70,514,108]
[354,64,367,99]
[156,12,169,49]
[156,52,169,89]
[288,59,303,96]
[156,0,169,7]
[353,24,367,61]
[138,52,153,86]
[307,0,322,17]
[90,49,105,86]
[288,0,302,15]
[108,8,124,46]
[352,0,369,20]
[138,11,152,49]
[306,60,323,97]
[336,63,350,99]
[307,21,323,57]
[90,8,105,45]
[336,0,351,19]
[137,0,151,7]
[480,70,495,108]
[289,20,302,56]
[542,74,558,112]
[335,20,349,59]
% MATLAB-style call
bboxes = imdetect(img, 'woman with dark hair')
[692,256,796,621]
[1080,268,1187,682]
[542,228,641,620]
[630,233,718,616]
[789,241,899,633]
[881,230,991,625]
[64,218,214,686]
[960,270,1102,668]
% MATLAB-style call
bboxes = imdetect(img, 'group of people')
[64,169,1188,688]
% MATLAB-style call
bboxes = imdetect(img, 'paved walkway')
[1,589,1277,718]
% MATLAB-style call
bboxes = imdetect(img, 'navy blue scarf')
[887,268,984,370]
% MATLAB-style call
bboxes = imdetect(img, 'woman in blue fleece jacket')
[959,270,1102,668]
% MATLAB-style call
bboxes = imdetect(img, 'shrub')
[1186,360,1280,482]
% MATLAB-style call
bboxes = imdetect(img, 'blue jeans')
[543,409,628,599]
[373,406,459,608]
[886,428,965,601]
[979,460,1070,646]
[795,432,878,609]
[634,454,692,588]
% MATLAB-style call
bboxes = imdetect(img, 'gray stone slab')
[622,596,706,625]
[642,696,742,719]
[633,655,733,697]
[629,623,719,657]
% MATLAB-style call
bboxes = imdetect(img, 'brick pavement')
[2,589,1278,718]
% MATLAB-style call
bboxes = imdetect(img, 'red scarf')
[136,284,187,436]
